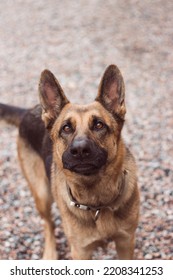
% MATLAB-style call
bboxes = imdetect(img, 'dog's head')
[39,65,126,176]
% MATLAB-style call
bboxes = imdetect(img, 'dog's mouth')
[63,162,100,176]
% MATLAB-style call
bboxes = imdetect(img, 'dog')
[0,64,140,259]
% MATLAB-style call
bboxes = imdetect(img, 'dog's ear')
[39,70,69,129]
[96,65,126,119]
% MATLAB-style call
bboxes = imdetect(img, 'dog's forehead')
[62,102,109,121]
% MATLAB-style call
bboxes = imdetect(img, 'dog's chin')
[64,164,100,176]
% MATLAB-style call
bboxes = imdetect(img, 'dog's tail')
[0,103,27,127]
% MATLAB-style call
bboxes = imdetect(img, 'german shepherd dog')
[0,65,139,259]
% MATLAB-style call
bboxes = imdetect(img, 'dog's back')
[0,103,52,178]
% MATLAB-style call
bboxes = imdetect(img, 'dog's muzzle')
[62,137,108,175]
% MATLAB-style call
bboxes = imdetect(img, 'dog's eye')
[94,121,104,130]
[62,124,73,134]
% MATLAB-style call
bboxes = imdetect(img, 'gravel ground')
[0,0,173,260]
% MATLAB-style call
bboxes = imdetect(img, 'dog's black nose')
[70,138,91,158]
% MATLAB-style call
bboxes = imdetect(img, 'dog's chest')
[78,209,120,247]
[96,209,119,237]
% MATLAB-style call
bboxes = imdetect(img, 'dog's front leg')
[114,233,135,260]
[70,243,93,260]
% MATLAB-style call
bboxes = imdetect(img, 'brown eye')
[94,121,104,130]
[62,124,73,133]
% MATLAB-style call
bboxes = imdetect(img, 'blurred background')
[0,0,173,259]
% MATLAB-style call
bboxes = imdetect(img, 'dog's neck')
[64,148,126,207]
[65,166,124,205]
[66,169,128,221]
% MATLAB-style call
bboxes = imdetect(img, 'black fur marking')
[19,105,53,180]
[19,106,45,155]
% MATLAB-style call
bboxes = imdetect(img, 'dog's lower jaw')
[63,165,100,176]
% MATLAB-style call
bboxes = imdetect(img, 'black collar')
[67,169,128,222]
